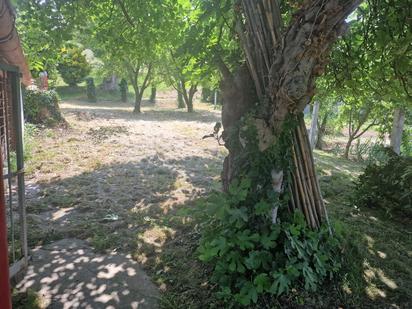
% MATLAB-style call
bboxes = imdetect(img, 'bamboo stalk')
[298,117,326,219]
[296,122,322,221]
[292,139,318,228]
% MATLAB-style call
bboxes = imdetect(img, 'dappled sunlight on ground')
[17,239,158,308]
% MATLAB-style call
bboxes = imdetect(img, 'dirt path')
[20,98,226,307]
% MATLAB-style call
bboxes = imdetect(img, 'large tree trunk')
[390,108,405,155]
[220,0,359,229]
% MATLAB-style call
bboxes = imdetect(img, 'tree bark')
[177,81,186,108]
[316,114,328,150]
[220,0,360,229]
[390,108,405,155]
[309,101,320,149]
[344,137,353,159]
[180,81,197,113]
[149,86,156,104]
[133,89,143,113]
[129,64,152,114]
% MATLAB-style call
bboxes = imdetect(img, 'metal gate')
[0,62,27,283]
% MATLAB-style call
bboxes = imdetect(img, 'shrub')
[119,79,128,103]
[23,89,63,125]
[196,179,343,306]
[57,47,91,86]
[355,152,412,217]
[86,77,97,102]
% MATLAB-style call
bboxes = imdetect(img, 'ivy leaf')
[303,263,318,291]
[270,272,291,296]
[261,231,279,249]
[254,273,270,293]
[198,245,219,262]
[255,200,271,215]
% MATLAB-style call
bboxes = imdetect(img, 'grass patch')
[12,289,43,309]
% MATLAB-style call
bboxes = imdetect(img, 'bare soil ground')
[25,98,225,244]
[21,97,226,307]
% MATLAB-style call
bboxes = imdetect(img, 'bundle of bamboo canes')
[237,0,330,229]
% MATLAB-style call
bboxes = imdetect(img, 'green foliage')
[197,180,342,306]
[58,47,91,86]
[23,89,63,125]
[194,115,343,306]
[86,77,97,102]
[119,79,128,103]
[355,152,412,217]
[15,0,76,77]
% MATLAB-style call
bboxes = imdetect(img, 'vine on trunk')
[198,113,342,305]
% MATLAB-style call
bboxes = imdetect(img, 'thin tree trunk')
[177,81,186,108]
[390,108,405,155]
[133,88,143,113]
[316,114,328,150]
[344,137,353,159]
[309,101,320,149]
[149,86,156,104]
[131,64,152,114]
[181,81,197,113]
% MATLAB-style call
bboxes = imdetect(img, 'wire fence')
[0,63,27,283]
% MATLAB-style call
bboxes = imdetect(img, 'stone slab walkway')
[17,239,159,309]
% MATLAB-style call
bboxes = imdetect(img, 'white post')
[213,90,217,110]
[390,108,405,155]
[309,101,320,149]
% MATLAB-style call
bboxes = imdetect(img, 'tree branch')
[354,119,378,139]
[114,0,135,27]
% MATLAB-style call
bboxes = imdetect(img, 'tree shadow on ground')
[23,153,223,307]
[23,151,411,308]
[60,99,221,124]
[26,154,222,248]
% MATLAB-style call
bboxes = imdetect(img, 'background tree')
[75,0,180,113]
[15,0,81,80]
[57,46,91,86]
[319,0,412,155]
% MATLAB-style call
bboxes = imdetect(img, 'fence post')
[11,71,27,267]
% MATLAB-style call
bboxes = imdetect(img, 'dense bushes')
[23,89,63,125]
[57,47,91,86]
[355,151,412,217]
